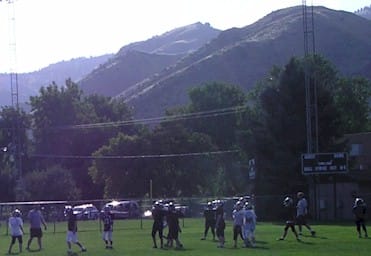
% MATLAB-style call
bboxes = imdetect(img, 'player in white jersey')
[243,202,257,247]
[232,201,245,248]
[8,209,24,254]
[296,192,315,236]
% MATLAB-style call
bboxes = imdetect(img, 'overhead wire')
[30,149,240,160]
[9,106,246,159]
[54,105,248,130]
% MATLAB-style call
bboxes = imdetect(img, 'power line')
[30,149,240,160]
[53,105,248,130]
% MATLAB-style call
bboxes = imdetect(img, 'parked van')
[104,200,140,219]
[72,204,99,220]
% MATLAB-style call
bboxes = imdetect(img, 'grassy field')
[1,218,370,255]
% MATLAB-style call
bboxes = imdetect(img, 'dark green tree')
[148,122,218,197]
[244,55,345,195]
[89,132,152,198]
[30,79,134,199]
[334,77,371,133]
[0,106,30,201]
[22,165,81,200]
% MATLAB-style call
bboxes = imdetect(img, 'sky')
[0,0,370,73]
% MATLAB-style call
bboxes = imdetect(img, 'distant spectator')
[26,205,47,251]
[353,197,368,238]
[8,209,24,254]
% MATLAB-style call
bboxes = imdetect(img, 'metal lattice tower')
[6,0,24,198]
[8,0,19,109]
[302,1,318,153]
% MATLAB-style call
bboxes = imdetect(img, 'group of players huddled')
[151,200,184,249]
[200,197,257,248]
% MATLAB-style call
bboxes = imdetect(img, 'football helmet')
[13,209,21,217]
[355,197,365,207]
[244,202,253,210]
[283,196,293,207]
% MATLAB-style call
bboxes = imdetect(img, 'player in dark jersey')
[166,202,183,249]
[101,206,114,249]
[66,208,87,254]
[151,201,166,248]
[277,197,300,241]
[201,202,216,241]
[215,200,225,248]
[353,198,368,238]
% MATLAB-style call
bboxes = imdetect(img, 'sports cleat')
[81,248,87,252]
[311,230,316,237]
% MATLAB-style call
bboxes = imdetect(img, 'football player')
[278,196,300,241]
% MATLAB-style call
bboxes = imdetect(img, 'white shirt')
[244,209,257,226]
[9,216,23,236]
[297,198,308,216]
[232,209,245,226]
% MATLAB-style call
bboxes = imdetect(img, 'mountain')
[355,5,371,20]
[0,55,112,107]
[115,6,371,118]
[79,22,221,96]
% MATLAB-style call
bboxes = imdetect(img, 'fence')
[1,193,368,235]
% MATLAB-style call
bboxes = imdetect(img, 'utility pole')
[302,0,319,220]
[302,0,318,154]
[3,0,24,200]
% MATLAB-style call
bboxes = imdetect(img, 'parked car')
[144,199,189,218]
[72,204,99,220]
[103,200,141,219]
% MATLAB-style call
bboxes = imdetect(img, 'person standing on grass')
[296,192,315,237]
[8,209,24,254]
[215,200,225,248]
[151,201,166,248]
[201,201,216,241]
[166,202,183,249]
[232,201,245,248]
[243,202,257,247]
[26,205,47,251]
[353,197,368,238]
[278,196,301,241]
[101,206,114,249]
[66,208,87,254]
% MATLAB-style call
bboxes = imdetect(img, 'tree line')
[0,55,370,201]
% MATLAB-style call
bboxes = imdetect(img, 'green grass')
[1,218,370,255]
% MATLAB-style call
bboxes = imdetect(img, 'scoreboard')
[301,152,348,175]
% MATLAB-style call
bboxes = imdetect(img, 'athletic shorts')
[66,231,79,243]
[30,228,42,238]
[102,231,113,241]
[296,215,307,225]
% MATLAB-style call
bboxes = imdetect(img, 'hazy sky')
[0,0,370,73]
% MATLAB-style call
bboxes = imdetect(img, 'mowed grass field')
[1,218,370,256]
